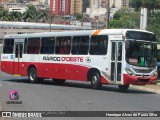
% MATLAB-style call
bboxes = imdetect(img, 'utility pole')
[102,0,110,28]
[106,0,110,29]
[81,0,84,26]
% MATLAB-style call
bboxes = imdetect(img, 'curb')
[130,85,160,94]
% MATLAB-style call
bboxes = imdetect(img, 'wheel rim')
[92,76,98,87]
[30,70,36,81]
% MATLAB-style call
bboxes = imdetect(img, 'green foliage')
[130,0,160,11]
[75,13,82,20]
[110,8,140,29]
[129,0,142,11]
[147,11,160,42]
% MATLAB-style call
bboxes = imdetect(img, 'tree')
[129,0,142,11]
[22,4,38,22]
[75,13,82,20]
[130,0,160,11]
[110,8,140,29]
[9,11,22,21]
[0,8,10,21]
[38,8,50,23]
[147,11,160,42]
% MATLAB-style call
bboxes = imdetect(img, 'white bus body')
[1,29,157,91]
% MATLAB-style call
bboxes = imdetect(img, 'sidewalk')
[131,83,160,94]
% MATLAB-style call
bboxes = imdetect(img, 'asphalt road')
[0,46,160,120]
[0,71,160,120]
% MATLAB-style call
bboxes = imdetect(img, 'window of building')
[41,37,55,54]
[27,38,40,54]
[71,36,89,55]
[3,39,14,54]
[90,35,108,55]
[55,37,71,54]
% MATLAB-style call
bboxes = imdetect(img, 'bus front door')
[110,41,123,83]
[14,40,24,75]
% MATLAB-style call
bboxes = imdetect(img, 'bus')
[0,29,158,91]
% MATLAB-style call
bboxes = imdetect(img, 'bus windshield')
[126,40,157,67]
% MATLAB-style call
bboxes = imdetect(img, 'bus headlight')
[125,69,134,76]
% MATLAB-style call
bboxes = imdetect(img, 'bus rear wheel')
[28,68,43,83]
[52,79,66,85]
[90,72,102,90]
[118,85,129,92]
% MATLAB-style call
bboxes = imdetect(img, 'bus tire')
[52,79,66,85]
[118,85,129,92]
[28,68,43,83]
[90,72,102,90]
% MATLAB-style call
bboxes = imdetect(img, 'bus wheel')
[52,79,66,85]
[118,85,129,92]
[90,72,102,90]
[28,68,43,83]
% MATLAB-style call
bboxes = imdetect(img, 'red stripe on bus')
[1,61,109,84]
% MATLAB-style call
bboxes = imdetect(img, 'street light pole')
[106,0,110,29]
[81,0,84,26]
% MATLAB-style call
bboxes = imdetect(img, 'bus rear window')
[3,39,14,54]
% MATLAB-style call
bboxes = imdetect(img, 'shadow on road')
[2,78,156,94]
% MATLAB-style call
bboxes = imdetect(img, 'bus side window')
[90,35,108,55]
[3,39,14,54]
[27,38,40,54]
[41,37,55,54]
[56,37,71,54]
[71,36,89,55]
[24,39,27,54]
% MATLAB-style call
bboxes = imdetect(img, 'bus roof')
[4,29,154,39]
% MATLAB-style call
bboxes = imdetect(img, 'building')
[82,0,89,12]
[107,0,129,9]
[50,0,71,15]
[86,0,106,17]
[70,0,82,15]
[86,0,129,17]
[8,6,26,13]
[121,0,129,8]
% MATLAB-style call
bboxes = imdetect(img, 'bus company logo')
[43,56,83,62]
[9,90,19,100]
[86,57,91,63]
[10,55,14,59]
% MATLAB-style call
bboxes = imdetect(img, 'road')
[0,46,160,120]
[0,71,160,120]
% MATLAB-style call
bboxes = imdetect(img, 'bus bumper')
[123,74,158,85]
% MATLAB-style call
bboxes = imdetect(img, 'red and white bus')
[0,29,158,91]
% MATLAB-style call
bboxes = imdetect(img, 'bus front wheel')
[90,72,102,90]
[28,68,43,83]
[118,85,129,92]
